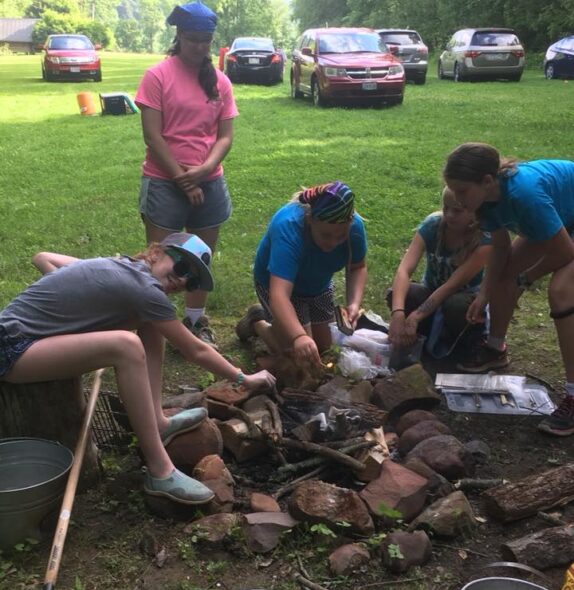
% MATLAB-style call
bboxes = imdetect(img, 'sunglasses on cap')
[165,248,201,291]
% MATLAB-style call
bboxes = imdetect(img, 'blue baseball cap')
[161,233,214,292]
[166,2,217,32]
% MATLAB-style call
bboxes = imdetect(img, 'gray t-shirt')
[0,257,176,339]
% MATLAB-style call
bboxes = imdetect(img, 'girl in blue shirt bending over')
[444,142,574,437]
[236,182,368,366]
[388,186,491,358]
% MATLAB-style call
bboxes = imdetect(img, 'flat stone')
[250,492,281,513]
[193,454,234,485]
[242,512,299,553]
[406,434,474,480]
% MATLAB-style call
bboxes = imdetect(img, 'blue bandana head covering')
[167,2,217,32]
[298,181,355,223]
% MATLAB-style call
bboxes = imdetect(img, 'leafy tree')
[115,17,145,51]
[25,0,79,18]
[76,19,112,45]
[291,0,347,29]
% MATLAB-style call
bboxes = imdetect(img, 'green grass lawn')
[1,52,574,379]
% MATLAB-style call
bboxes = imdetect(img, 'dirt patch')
[2,328,573,590]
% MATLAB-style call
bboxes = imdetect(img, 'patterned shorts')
[0,326,36,378]
[255,282,335,326]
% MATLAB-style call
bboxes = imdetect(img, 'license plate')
[362,81,377,90]
[248,58,259,65]
[485,53,508,61]
[70,66,81,72]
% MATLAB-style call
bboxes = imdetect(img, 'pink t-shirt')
[135,56,238,181]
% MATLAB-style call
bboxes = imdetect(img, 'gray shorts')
[139,175,232,231]
[255,282,335,327]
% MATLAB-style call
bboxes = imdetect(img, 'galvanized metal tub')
[0,438,73,550]
[462,578,549,590]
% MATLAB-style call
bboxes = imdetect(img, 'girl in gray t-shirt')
[0,232,275,506]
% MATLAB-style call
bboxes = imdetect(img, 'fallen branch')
[293,572,329,590]
[361,578,425,588]
[455,478,504,491]
[207,399,262,439]
[432,542,490,558]
[537,511,569,527]
[264,398,283,439]
[277,439,373,474]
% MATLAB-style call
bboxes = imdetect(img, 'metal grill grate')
[87,390,133,451]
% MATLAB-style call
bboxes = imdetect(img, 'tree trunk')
[0,378,99,483]
[482,463,574,522]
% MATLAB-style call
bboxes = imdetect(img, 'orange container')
[76,91,98,116]
[218,46,229,71]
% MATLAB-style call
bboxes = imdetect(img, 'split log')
[482,463,574,522]
[501,525,574,570]
[0,378,99,482]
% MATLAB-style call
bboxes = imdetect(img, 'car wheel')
[414,73,426,85]
[311,78,326,107]
[387,95,404,106]
[438,60,445,80]
[454,62,466,82]
[41,66,46,81]
[545,63,556,80]
[508,72,522,82]
[94,70,102,82]
[290,76,303,98]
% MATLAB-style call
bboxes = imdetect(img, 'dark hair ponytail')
[444,142,518,183]
[167,37,220,101]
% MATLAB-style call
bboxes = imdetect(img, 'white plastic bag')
[338,348,381,380]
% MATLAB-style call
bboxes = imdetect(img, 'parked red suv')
[42,34,102,82]
[290,27,405,107]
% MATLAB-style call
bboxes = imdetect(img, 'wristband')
[292,333,308,345]
[390,309,405,316]
[235,371,246,385]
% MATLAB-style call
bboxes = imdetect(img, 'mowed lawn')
[1,52,573,375]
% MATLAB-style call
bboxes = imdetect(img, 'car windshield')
[379,32,421,45]
[318,32,383,54]
[49,36,93,50]
[233,38,274,51]
[471,32,520,47]
[560,38,574,51]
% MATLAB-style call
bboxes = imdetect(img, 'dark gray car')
[438,28,525,82]
[377,29,428,84]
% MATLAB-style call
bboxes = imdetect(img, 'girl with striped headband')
[236,181,368,366]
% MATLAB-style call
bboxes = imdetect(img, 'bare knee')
[111,332,147,365]
[548,267,574,311]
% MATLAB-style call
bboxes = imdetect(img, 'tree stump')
[0,378,99,483]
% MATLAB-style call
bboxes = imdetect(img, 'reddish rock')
[399,420,451,456]
[381,530,432,573]
[329,543,371,575]
[241,512,299,553]
[360,460,428,522]
[288,480,374,536]
[409,491,476,538]
[406,435,474,480]
[165,419,223,475]
[202,478,234,514]
[205,381,251,419]
[250,492,281,513]
[395,409,441,436]
[193,454,234,485]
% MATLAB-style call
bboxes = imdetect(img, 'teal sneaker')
[143,468,215,505]
[160,407,207,446]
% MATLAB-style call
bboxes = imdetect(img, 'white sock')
[565,383,574,397]
[185,308,205,325]
[486,336,506,351]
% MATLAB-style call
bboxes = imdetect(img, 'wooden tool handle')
[43,369,104,589]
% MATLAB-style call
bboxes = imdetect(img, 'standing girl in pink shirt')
[135,1,238,349]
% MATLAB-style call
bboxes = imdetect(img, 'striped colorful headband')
[298,181,355,223]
